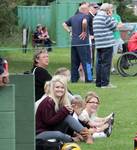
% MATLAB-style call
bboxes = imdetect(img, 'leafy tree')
[0,0,17,36]
[35,0,55,5]
[117,1,137,22]
[103,0,137,22]
[15,0,56,5]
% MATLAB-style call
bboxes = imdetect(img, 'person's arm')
[106,16,117,31]
[62,22,72,34]
[79,18,88,40]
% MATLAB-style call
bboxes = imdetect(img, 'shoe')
[111,67,116,73]
[104,124,113,137]
[110,112,115,125]
[104,113,115,137]
[122,63,129,69]
[111,69,118,75]
[93,132,107,139]
[101,83,117,89]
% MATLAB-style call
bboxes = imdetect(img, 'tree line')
[0,0,137,37]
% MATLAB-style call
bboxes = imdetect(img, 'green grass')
[1,48,137,150]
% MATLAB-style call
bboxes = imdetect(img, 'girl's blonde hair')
[85,91,100,103]
[48,75,70,111]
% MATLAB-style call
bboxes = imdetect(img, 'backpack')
[36,139,63,150]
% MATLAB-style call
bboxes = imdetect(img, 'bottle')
[134,133,137,150]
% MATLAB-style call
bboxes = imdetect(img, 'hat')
[89,2,99,8]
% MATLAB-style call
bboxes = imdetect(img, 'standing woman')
[31,48,52,101]
[36,75,92,143]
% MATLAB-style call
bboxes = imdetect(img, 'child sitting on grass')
[71,95,94,144]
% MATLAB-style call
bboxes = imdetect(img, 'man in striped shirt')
[93,3,122,88]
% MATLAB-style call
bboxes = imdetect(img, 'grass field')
[1,47,137,150]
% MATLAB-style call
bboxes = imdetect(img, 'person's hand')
[107,10,113,16]
[0,70,9,86]
[0,75,4,86]
[79,32,87,40]
[69,31,72,37]
[90,35,94,40]
[117,23,124,29]
[2,76,9,84]
[65,105,73,114]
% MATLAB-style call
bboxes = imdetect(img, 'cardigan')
[36,96,70,134]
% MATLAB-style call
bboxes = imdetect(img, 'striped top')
[93,11,117,49]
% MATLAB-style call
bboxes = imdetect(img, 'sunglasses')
[87,101,100,105]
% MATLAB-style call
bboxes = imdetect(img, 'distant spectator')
[111,5,124,73]
[93,3,123,88]
[31,48,52,101]
[63,3,93,83]
[33,24,43,46]
[88,2,99,66]
[41,26,54,52]
[0,57,4,86]
[127,32,137,52]
[0,57,9,86]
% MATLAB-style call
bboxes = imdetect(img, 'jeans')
[96,47,113,87]
[36,115,84,142]
[71,45,93,82]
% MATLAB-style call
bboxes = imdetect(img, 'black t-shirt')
[88,13,94,36]
[32,67,52,101]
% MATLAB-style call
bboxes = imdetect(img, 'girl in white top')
[79,91,114,138]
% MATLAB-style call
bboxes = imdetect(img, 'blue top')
[65,12,90,46]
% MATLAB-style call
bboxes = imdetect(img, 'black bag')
[36,139,63,150]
